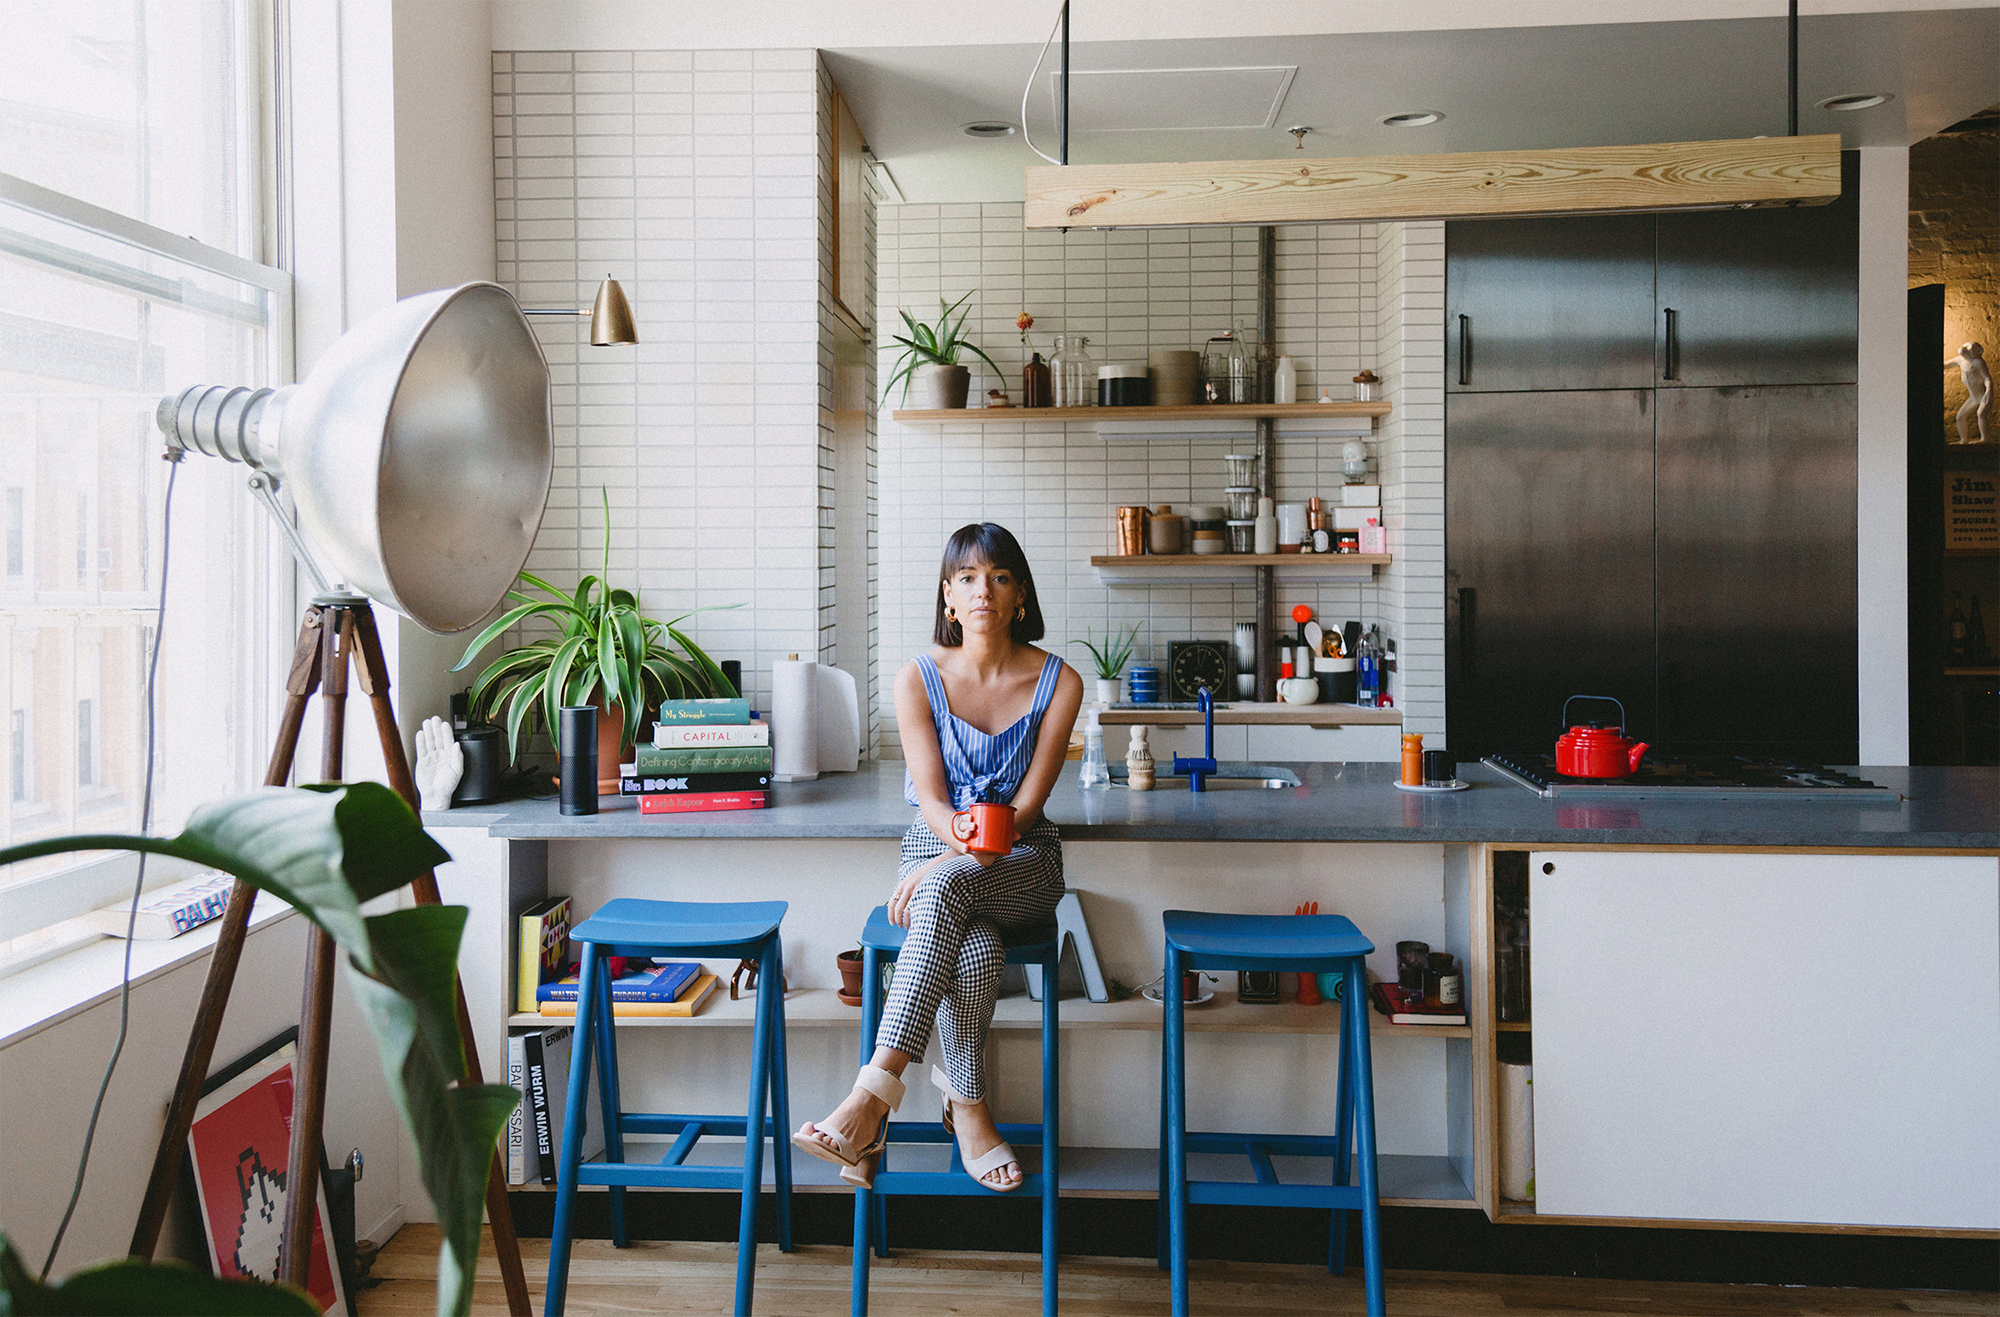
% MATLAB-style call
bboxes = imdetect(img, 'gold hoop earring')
[1016,606,1026,622]
[946,606,957,621]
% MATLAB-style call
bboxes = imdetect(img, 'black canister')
[558,704,599,816]
[1097,364,1150,406]
[451,726,503,805]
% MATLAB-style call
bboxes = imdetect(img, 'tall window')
[0,0,286,942]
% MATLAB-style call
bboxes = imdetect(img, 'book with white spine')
[653,720,768,748]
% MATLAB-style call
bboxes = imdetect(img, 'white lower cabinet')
[1529,851,2000,1228]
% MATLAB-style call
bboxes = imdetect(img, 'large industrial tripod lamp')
[134,282,554,1315]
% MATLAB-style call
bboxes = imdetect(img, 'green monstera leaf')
[0,783,515,1317]
[0,1235,319,1314]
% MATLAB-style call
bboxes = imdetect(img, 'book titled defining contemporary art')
[83,871,236,939]
[534,961,701,1004]
[516,895,573,1014]
[538,972,720,1019]
[619,771,771,796]
[652,720,768,748]
[637,791,768,815]
[652,698,752,726]
[631,744,774,774]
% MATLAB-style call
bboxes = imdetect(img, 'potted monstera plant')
[452,490,737,794]
[886,290,1005,409]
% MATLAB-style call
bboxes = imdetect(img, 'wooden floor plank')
[359,1225,2000,1317]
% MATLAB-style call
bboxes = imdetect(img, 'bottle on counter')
[1079,712,1110,789]
[1401,733,1424,786]
[1273,354,1298,404]
[1254,497,1279,555]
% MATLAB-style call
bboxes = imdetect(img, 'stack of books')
[535,960,719,1018]
[626,697,772,814]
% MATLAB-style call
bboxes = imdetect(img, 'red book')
[637,791,768,814]
[1368,981,1467,1026]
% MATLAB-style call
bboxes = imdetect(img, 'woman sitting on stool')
[794,522,1082,1191]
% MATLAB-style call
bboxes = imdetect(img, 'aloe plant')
[885,291,1006,401]
[1072,624,1139,681]
[451,489,737,762]
[0,784,506,1317]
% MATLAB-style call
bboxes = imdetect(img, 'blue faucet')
[1171,687,1218,793]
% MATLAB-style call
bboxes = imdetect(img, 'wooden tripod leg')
[128,608,326,1262]
[351,606,533,1317]
[279,606,356,1289]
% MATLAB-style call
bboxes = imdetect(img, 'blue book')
[653,698,751,725]
[535,961,701,1004]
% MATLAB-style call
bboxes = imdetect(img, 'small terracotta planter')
[836,949,865,1006]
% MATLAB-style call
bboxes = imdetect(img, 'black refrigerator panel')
[1446,215,1658,393]
[1656,385,1859,762]
[1654,152,1859,388]
[1446,390,1658,756]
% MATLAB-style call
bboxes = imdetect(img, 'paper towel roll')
[771,655,820,781]
[814,664,861,773]
[1499,1061,1535,1202]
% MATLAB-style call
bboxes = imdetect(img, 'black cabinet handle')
[1662,307,1679,381]
[1459,588,1477,682]
[1457,314,1471,387]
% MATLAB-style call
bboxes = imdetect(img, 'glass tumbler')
[1050,333,1097,407]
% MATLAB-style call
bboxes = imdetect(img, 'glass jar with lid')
[1050,333,1097,407]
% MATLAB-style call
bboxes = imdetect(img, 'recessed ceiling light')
[1816,93,1891,112]
[1382,111,1442,128]
[961,121,1019,138]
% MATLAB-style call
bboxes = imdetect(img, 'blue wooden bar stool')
[1159,910,1385,1317]
[544,898,793,1317]
[851,904,1061,1316]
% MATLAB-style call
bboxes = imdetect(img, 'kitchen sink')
[1151,774,1298,790]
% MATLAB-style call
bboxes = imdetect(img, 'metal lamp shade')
[589,276,638,345]
[157,282,554,634]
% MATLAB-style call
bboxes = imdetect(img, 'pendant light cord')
[40,456,179,1281]
[1021,2,1068,166]
[1787,0,1799,136]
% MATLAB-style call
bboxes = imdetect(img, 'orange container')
[1401,733,1424,786]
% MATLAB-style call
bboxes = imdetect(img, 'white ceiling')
[821,8,2000,202]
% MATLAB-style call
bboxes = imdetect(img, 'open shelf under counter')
[890,401,1392,424]
[1097,702,1400,729]
[511,988,1467,1040]
[1091,552,1391,584]
[509,1146,1474,1208]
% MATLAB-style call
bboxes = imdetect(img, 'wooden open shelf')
[891,401,1392,423]
[511,987,1467,1039]
[1092,554,1390,570]
[1097,702,1401,728]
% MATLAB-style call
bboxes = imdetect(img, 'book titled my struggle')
[652,698,751,725]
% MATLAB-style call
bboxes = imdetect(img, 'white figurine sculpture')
[1125,724,1155,791]
[1946,342,1993,444]
[415,715,464,812]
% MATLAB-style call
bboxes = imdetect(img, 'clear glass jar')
[1050,333,1096,407]
[1224,486,1259,520]
[1202,329,1252,404]
[1224,453,1259,486]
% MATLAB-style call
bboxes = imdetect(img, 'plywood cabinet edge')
[1471,842,1501,1218]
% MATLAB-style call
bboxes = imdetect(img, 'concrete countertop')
[428,760,2000,851]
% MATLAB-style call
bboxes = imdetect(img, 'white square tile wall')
[875,206,1446,751]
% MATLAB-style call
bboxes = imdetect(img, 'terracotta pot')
[596,699,629,795]
[909,363,970,409]
[836,949,865,1007]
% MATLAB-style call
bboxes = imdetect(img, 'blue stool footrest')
[872,1171,1052,1198]
[577,1164,747,1192]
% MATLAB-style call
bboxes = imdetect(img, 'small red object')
[1554,696,1649,779]
[1291,604,1314,625]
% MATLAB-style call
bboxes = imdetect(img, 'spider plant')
[885,290,1007,401]
[450,490,738,762]
[1072,624,1139,681]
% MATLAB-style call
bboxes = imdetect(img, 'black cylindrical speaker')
[558,705,598,816]
[451,726,503,805]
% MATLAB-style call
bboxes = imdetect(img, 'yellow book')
[539,973,719,1018]
[517,896,572,1015]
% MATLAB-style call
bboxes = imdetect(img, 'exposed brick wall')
[1909,113,1999,441]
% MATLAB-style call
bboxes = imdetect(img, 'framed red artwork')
[187,1043,347,1315]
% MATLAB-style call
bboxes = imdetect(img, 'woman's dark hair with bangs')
[933,522,1045,646]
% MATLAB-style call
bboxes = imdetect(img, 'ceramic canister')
[1149,349,1200,406]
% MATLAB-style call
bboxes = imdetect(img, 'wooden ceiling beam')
[1024,135,1843,230]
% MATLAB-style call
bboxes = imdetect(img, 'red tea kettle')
[1555,695,1649,779]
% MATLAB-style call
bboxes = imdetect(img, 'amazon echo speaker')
[451,726,503,805]
[558,705,598,816]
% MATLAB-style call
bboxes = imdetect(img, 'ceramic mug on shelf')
[951,801,1017,857]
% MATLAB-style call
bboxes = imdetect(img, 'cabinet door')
[1656,385,1857,761]
[1530,851,2000,1228]
[1655,152,1858,387]
[1445,215,1657,393]
[1446,391,1656,755]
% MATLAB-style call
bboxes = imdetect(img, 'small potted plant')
[836,944,866,1006]
[1073,624,1139,705]
[887,291,1005,409]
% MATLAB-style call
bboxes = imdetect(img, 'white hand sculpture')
[415,716,464,812]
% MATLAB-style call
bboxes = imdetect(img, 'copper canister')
[1115,505,1147,556]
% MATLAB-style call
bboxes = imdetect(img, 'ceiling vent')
[1049,66,1298,132]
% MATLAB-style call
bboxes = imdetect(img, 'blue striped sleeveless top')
[903,651,1064,809]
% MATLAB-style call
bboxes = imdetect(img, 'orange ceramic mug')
[950,802,1016,858]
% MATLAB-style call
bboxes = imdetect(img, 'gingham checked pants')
[874,816,1064,1103]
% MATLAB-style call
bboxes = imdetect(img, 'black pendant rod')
[1787,0,1799,136]
[1059,1,1070,165]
